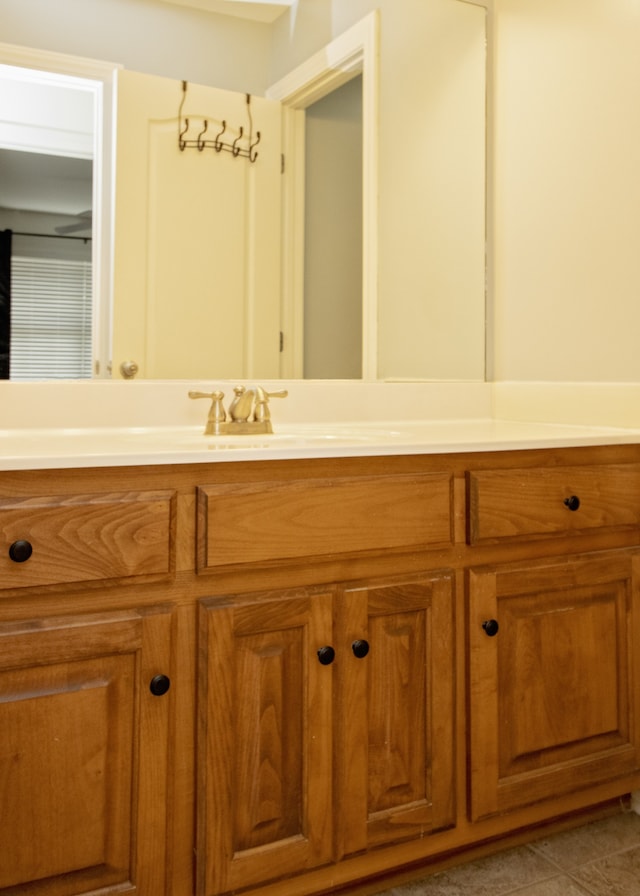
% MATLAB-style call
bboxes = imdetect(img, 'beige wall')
[273,0,487,381]
[492,0,640,382]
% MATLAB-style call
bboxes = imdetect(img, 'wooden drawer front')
[0,490,175,589]
[468,464,640,545]
[198,473,452,571]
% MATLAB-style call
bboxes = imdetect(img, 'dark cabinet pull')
[9,540,33,563]
[149,674,171,696]
[564,495,581,511]
[317,646,335,666]
[482,619,499,637]
[351,639,370,659]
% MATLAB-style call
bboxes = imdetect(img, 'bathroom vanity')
[1,420,640,896]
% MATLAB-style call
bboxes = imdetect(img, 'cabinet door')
[469,551,640,821]
[0,606,173,896]
[335,572,456,857]
[197,590,334,895]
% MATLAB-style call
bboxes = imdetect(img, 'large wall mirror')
[0,0,487,383]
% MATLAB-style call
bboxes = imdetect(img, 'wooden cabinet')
[0,488,175,590]
[0,605,173,896]
[468,550,640,822]
[334,575,456,857]
[467,463,640,544]
[196,471,453,573]
[3,445,640,896]
[467,459,640,825]
[197,571,455,895]
[0,478,176,896]
[197,588,335,895]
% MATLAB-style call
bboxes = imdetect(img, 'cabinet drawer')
[0,490,175,589]
[468,464,640,544]
[197,472,452,571]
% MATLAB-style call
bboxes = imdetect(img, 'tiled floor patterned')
[372,810,640,896]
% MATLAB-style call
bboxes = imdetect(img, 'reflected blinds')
[10,256,92,379]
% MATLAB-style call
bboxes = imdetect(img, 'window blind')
[10,256,93,380]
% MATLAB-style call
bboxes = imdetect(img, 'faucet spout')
[228,386,255,423]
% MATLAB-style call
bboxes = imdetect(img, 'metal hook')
[214,120,227,151]
[249,130,261,163]
[179,117,190,151]
[244,94,259,162]
[196,120,209,151]
[232,126,244,157]
[178,80,189,150]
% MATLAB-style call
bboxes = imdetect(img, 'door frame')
[0,42,119,377]
[267,11,379,380]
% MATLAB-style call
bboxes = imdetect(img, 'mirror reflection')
[0,0,486,383]
[0,68,95,379]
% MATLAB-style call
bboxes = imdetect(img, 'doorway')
[267,11,379,380]
[303,75,362,378]
[0,44,116,378]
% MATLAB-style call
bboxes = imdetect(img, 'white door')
[112,70,282,380]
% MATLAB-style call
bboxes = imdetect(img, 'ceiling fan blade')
[55,211,93,235]
[55,221,92,235]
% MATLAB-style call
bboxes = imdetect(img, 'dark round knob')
[351,639,370,659]
[317,646,335,666]
[564,495,581,511]
[149,674,171,696]
[482,619,499,637]
[9,539,33,563]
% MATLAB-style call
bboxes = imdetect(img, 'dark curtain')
[0,229,10,379]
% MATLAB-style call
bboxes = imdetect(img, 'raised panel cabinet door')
[0,606,173,896]
[197,590,334,896]
[468,551,640,821]
[335,572,456,857]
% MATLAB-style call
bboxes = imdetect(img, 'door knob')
[482,619,499,637]
[119,360,139,379]
[351,639,370,658]
[9,539,33,562]
[149,674,171,696]
[317,646,335,666]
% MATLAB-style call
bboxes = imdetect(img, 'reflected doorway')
[0,64,96,378]
[0,44,116,380]
[267,11,379,380]
[304,75,362,379]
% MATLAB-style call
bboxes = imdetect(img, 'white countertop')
[1,418,639,471]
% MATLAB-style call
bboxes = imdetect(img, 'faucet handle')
[188,390,226,434]
[253,387,288,423]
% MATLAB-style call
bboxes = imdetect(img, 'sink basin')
[161,423,404,450]
[170,428,394,451]
[0,423,395,456]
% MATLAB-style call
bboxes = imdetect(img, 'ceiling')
[156,0,294,24]
[0,149,92,219]
[0,0,294,221]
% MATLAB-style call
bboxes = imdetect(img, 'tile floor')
[374,810,640,896]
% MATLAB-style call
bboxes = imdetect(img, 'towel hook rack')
[178,81,260,163]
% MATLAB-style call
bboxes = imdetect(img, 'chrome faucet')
[188,386,288,435]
